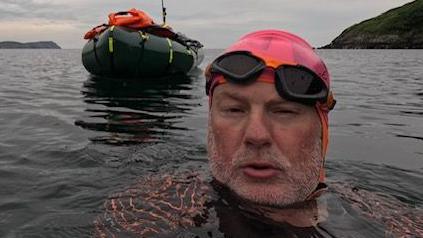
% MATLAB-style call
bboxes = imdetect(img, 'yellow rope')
[166,38,173,64]
[108,26,115,53]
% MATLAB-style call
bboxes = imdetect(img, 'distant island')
[0,41,61,49]
[322,0,423,49]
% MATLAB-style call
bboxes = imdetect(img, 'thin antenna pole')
[161,0,167,25]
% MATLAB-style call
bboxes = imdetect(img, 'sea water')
[0,49,422,237]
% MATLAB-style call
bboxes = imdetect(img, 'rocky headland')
[0,41,61,49]
[322,0,423,49]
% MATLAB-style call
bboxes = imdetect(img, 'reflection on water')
[75,74,196,145]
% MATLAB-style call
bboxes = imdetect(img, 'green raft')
[82,26,204,78]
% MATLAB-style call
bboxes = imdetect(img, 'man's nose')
[244,111,272,149]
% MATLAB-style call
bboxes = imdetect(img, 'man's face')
[208,81,323,207]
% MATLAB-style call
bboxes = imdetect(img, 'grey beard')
[207,124,322,207]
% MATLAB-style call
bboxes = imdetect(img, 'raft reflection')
[75,74,196,145]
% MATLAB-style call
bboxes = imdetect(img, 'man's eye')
[222,107,245,114]
[226,107,244,113]
[272,108,297,115]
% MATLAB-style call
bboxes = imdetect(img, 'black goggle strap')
[326,91,336,111]
[316,91,336,112]
[205,75,221,96]
[205,64,213,95]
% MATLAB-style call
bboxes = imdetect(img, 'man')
[94,29,337,237]
[204,30,422,238]
[206,29,335,207]
[94,30,421,238]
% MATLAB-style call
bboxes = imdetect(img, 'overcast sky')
[0,0,414,49]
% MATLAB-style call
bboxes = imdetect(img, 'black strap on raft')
[175,32,203,51]
[161,0,167,25]
[93,37,102,69]
[136,31,149,77]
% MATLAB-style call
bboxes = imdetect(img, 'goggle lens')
[278,67,325,95]
[211,52,265,82]
[216,54,262,76]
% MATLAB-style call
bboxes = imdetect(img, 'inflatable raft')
[82,8,204,78]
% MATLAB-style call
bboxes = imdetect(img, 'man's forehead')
[213,82,276,97]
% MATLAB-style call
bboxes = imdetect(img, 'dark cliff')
[322,0,423,49]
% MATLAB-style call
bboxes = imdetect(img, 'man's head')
[206,30,335,207]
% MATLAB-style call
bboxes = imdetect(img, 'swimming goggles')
[206,51,329,105]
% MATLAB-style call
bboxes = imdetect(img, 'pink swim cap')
[224,30,330,88]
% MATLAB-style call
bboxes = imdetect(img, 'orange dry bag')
[108,8,155,29]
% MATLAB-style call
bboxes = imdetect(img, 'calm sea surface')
[0,49,422,237]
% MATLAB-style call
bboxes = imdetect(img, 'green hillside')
[323,0,423,49]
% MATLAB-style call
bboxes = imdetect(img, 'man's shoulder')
[328,181,423,237]
[94,172,214,237]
